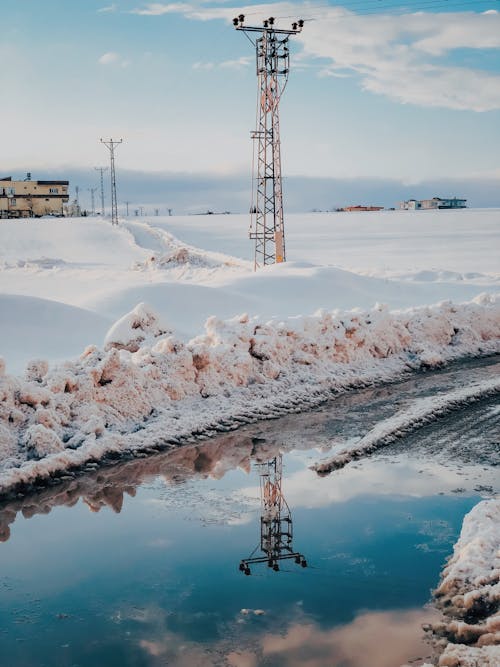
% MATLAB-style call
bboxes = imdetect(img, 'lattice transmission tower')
[233,14,303,270]
[239,455,307,575]
[100,138,123,226]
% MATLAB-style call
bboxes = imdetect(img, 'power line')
[274,0,499,21]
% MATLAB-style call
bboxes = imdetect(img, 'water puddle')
[0,358,498,666]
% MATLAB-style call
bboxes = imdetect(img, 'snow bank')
[428,498,500,666]
[437,644,500,666]
[0,294,499,496]
[312,377,500,475]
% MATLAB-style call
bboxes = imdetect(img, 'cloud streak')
[130,2,193,15]
[97,3,118,12]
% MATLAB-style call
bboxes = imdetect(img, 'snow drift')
[0,294,499,496]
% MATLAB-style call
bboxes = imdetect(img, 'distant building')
[400,197,467,210]
[341,205,384,212]
[0,174,69,218]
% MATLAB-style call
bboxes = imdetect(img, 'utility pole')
[100,138,123,226]
[233,14,303,270]
[88,187,97,215]
[124,201,130,216]
[94,166,108,216]
[75,185,80,206]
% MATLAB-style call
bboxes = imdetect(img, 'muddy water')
[0,356,498,667]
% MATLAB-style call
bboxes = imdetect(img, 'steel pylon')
[234,15,303,269]
[239,454,307,575]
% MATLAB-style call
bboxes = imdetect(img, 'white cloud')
[98,52,130,67]
[97,3,118,12]
[131,2,500,112]
[295,7,500,111]
[130,2,193,15]
[219,55,252,69]
[192,61,215,70]
[98,51,120,65]
[192,56,251,70]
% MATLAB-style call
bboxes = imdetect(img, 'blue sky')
[1,0,499,208]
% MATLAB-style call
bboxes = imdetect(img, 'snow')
[0,209,499,496]
[429,498,500,666]
[313,376,500,475]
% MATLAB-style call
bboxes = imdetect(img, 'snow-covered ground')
[0,209,499,495]
[1,209,498,374]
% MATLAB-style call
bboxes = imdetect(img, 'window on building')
[49,187,59,194]
[7,187,15,195]
[10,199,16,206]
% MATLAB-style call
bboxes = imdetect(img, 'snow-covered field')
[1,209,498,374]
[0,209,499,494]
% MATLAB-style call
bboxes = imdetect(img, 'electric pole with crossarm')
[233,14,303,270]
[94,166,108,216]
[100,138,123,226]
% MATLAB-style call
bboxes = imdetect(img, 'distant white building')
[400,197,467,210]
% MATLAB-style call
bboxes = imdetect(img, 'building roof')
[0,177,68,185]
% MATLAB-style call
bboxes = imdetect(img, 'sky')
[1,0,500,210]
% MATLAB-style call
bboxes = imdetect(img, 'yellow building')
[0,175,69,218]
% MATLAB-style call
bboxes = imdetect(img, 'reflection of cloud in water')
[236,457,498,511]
[136,606,438,667]
[259,609,437,667]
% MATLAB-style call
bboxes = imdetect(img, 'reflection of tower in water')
[239,455,307,575]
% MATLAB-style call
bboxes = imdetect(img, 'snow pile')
[132,246,241,272]
[312,377,500,475]
[0,294,499,496]
[104,302,172,352]
[437,644,500,666]
[124,220,249,276]
[428,498,500,666]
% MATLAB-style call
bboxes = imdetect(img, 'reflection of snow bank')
[313,378,500,475]
[0,295,499,495]
[430,498,500,666]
